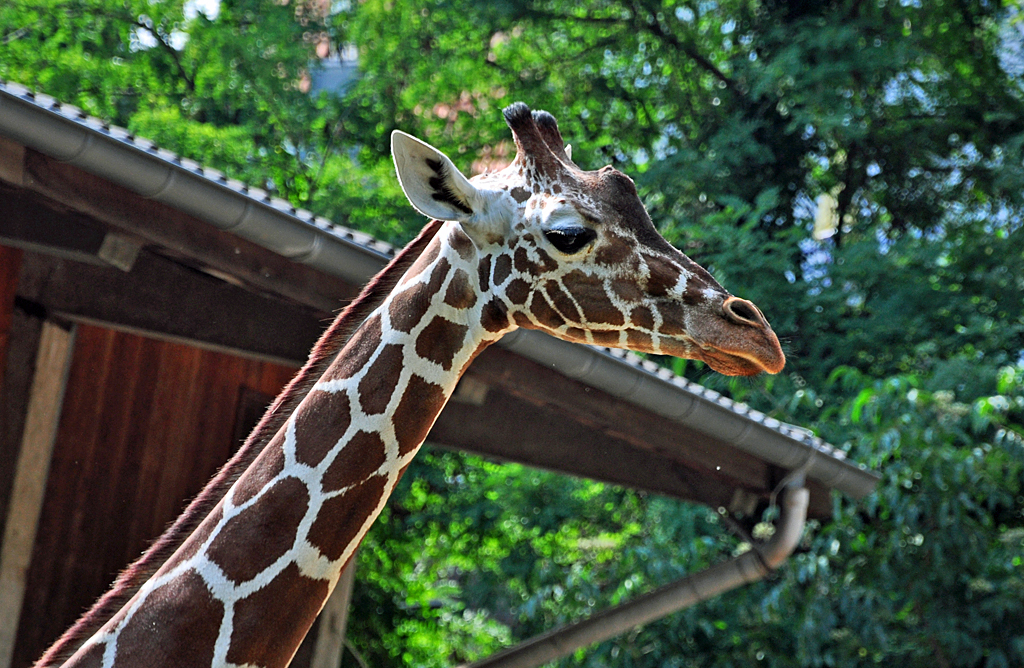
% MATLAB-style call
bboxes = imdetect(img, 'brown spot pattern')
[428,257,451,294]
[415,316,469,371]
[530,293,565,330]
[505,278,530,305]
[116,569,222,668]
[450,228,475,260]
[630,305,656,331]
[534,248,558,272]
[481,298,510,333]
[627,329,654,350]
[510,186,531,203]
[611,277,644,303]
[228,563,329,668]
[306,474,388,561]
[393,374,446,456]
[477,255,491,291]
[443,269,477,309]
[513,312,533,328]
[513,247,536,274]
[389,282,432,334]
[657,302,689,337]
[325,314,382,380]
[208,477,309,584]
[644,254,682,297]
[358,344,404,415]
[493,253,513,285]
[402,236,441,283]
[544,280,582,323]
[293,390,352,466]
[321,430,387,493]
[595,237,633,266]
[591,330,621,346]
[563,270,625,326]
[231,442,285,507]
[565,326,587,341]
[391,257,450,332]
[164,503,225,572]
[683,281,707,306]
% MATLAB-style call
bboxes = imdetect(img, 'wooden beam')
[0,137,24,186]
[19,149,359,313]
[17,250,326,365]
[0,182,114,267]
[0,320,76,668]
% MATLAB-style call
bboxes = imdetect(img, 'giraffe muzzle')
[684,296,786,376]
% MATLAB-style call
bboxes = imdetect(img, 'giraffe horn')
[503,102,574,172]
[531,109,574,165]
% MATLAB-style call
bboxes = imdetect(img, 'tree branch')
[129,16,197,95]
[631,0,741,97]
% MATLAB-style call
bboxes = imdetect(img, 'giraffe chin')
[660,338,785,377]
[698,349,781,377]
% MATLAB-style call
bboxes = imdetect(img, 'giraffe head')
[392,103,785,376]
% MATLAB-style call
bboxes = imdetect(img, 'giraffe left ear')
[392,131,480,222]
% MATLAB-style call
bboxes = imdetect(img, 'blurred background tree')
[2,0,1022,665]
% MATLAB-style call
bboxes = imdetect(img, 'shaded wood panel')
[16,249,327,368]
[11,325,295,668]
[0,245,25,526]
[0,246,22,383]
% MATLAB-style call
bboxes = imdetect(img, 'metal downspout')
[461,481,810,668]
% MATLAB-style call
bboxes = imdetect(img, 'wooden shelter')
[0,81,878,668]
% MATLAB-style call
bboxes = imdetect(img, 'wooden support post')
[0,320,76,668]
[309,556,358,668]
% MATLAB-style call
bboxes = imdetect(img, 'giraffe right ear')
[392,131,480,222]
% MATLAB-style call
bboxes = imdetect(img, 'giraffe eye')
[543,227,597,254]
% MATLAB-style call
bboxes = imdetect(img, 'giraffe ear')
[392,131,479,222]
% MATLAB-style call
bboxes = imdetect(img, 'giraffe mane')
[34,219,445,668]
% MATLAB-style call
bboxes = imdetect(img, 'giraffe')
[37,102,785,668]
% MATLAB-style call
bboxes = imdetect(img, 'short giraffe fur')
[40,103,784,668]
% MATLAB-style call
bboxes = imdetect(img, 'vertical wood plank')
[0,320,75,668]
[309,557,358,668]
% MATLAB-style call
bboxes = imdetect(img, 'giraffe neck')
[62,223,507,668]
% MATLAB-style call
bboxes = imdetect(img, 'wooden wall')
[0,247,23,529]
[10,324,295,668]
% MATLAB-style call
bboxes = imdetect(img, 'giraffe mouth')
[694,342,786,377]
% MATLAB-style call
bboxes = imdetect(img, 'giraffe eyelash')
[543,227,597,254]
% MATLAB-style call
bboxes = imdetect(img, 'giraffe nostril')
[722,297,764,327]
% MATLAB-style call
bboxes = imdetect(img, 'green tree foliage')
[2,0,1023,666]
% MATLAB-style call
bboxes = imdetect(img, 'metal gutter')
[0,81,393,287]
[462,481,811,668]
[0,80,879,500]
